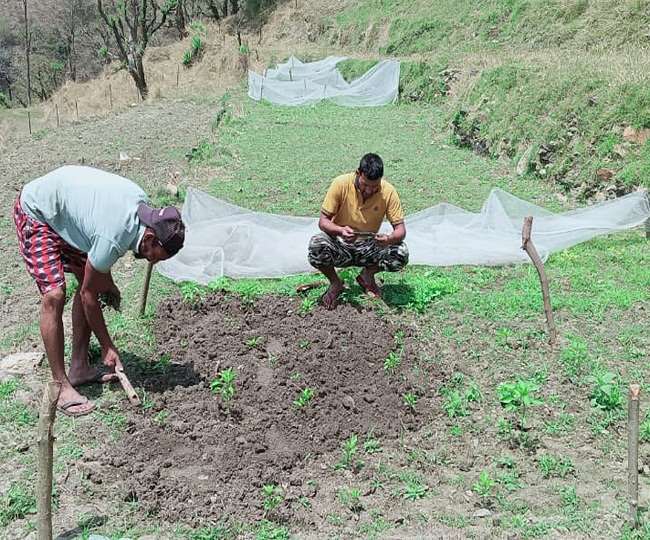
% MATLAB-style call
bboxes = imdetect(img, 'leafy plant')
[403,478,428,501]
[338,487,363,513]
[587,370,622,411]
[336,434,361,471]
[210,368,237,402]
[293,388,315,409]
[246,336,263,349]
[497,379,543,427]
[443,390,469,418]
[0,483,36,527]
[363,430,382,454]
[383,351,401,373]
[403,392,418,410]
[472,470,495,498]
[538,454,575,479]
[262,484,284,513]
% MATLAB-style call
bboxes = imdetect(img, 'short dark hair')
[358,153,384,181]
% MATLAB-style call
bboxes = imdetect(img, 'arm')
[319,212,356,240]
[376,222,406,246]
[80,260,122,369]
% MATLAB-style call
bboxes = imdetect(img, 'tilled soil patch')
[85,293,443,526]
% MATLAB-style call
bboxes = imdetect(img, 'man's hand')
[102,346,122,370]
[374,234,392,247]
[340,226,357,241]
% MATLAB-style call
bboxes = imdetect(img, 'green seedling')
[450,425,463,436]
[363,430,382,454]
[210,367,237,402]
[336,434,362,471]
[538,454,575,479]
[403,478,428,501]
[338,487,363,513]
[472,470,495,498]
[245,336,263,349]
[443,390,469,418]
[497,379,543,428]
[293,387,315,409]
[587,370,622,411]
[403,392,418,411]
[153,410,169,426]
[298,339,311,349]
[262,484,283,514]
[383,351,401,373]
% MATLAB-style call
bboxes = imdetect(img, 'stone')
[595,168,615,182]
[473,508,492,518]
[0,352,44,375]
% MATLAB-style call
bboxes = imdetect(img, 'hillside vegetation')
[332,0,650,199]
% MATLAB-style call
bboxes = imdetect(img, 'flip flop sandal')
[320,287,343,310]
[57,399,95,418]
[356,275,382,298]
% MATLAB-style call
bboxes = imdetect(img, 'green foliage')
[98,45,108,59]
[0,91,9,108]
[210,368,237,402]
[538,454,575,479]
[337,59,379,83]
[402,477,428,501]
[0,483,36,526]
[187,139,217,164]
[293,387,315,409]
[472,470,495,498]
[338,487,363,512]
[262,484,283,513]
[383,350,401,373]
[440,373,481,418]
[0,379,19,400]
[402,392,418,410]
[336,434,361,471]
[497,379,543,427]
[182,27,206,67]
[587,370,623,411]
[560,335,591,380]
[180,281,205,303]
[254,519,290,540]
[363,430,382,454]
[245,336,263,348]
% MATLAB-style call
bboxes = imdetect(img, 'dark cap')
[137,203,185,257]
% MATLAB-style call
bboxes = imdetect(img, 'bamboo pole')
[138,261,154,317]
[521,216,557,346]
[37,381,61,540]
[628,384,641,528]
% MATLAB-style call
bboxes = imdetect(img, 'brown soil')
[84,293,443,526]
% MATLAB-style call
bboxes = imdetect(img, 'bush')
[0,91,9,109]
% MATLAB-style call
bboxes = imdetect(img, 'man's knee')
[381,242,409,272]
[308,233,335,267]
[41,286,66,314]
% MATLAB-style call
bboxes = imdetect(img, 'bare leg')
[316,265,345,309]
[358,265,381,297]
[40,288,93,414]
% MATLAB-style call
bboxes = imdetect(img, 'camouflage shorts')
[308,233,409,272]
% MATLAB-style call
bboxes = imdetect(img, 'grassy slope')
[333,0,650,197]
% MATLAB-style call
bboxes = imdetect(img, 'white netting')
[157,188,650,284]
[247,56,400,107]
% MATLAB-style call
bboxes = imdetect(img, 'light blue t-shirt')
[20,165,148,273]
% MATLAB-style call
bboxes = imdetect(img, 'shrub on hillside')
[0,92,9,109]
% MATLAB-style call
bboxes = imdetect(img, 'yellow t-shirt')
[321,172,404,232]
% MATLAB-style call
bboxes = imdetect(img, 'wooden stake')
[139,261,154,317]
[645,217,649,240]
[75,100,79,122]
[628,384,641,528]
[521,216,557,346]
[176,65,180,88]
[28,110,32,134]
[109,84,113,110]
[37,381,61,540]
[55,104,59,127]
[116,366,141,406]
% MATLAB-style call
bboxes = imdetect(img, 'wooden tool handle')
[116,367,141,406]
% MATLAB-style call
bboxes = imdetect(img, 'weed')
[472,470,495,498]
[587,370,623,411]
[0,379,20,400]
[383,351,401,373]
[180,281,204,303]
[544,412,575,435]
[640,413,650,442]
[450,425,463,436]
[363,430,382,454]
[0,483,36,526]
[338,487,363,513]
[497,469,522,492]
[254,519,290,540]
[293,388,315,409]
[153,410,170,426]
[538,454,575,479]
[297,496,311,509]
[336,434,362,471]
[403,392,418,411]
[497,417,513,438]
[210,368,237,402]
[497,379,543,428]
[443,390,469,418]
[403,477,428,501]
[559,335,591,380]
[261,484,283,514]
[299,295,318,314]
[245,336,263,349]
[298,339,311,349]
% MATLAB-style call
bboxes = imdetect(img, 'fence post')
[27,111,32,134]
[37,381,61,540]
[55,104,60,127]
[75,101,79,122]
[109,84,113,110]
[628,384,641,528]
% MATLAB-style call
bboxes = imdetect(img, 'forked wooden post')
[645,217,649,240]
[521,216,557,346]
[628,384,641,528]
[37,381,61,540]
[139,261,154,317]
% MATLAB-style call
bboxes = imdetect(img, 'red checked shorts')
[13,196,87,295]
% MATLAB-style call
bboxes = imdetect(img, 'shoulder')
[330,172,355,189]
[380,179,399,197]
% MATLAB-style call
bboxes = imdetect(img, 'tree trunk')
[230,0,239,14]
[130,53,148,100]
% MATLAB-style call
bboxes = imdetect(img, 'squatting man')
[308,153,409,309]
[13,165,185,417]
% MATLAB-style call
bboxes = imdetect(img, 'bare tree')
[97,0,176,99]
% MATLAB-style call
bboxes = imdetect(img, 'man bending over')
[14,165,185,416]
